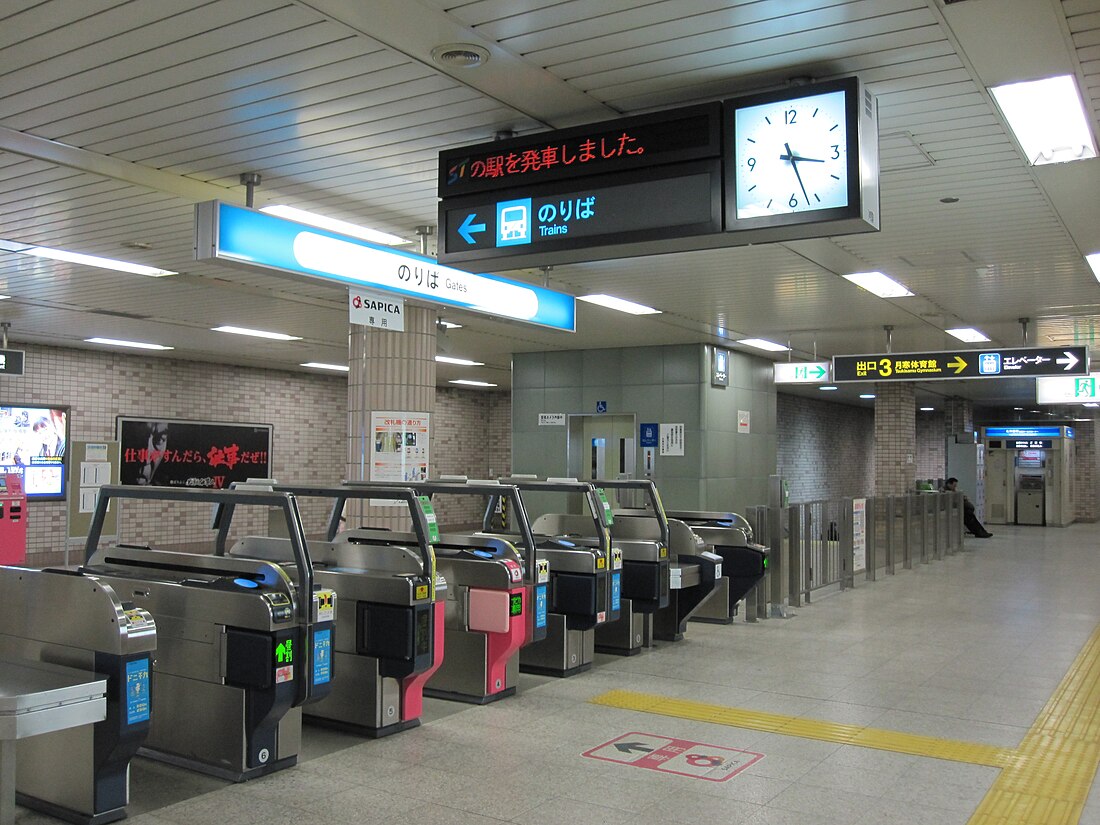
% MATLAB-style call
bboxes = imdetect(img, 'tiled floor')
[14,522,1100,825]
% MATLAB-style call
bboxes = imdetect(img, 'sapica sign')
[349,289,404,331]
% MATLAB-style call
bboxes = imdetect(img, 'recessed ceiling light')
[449,379,497,387]
[577,294,661,315]
[946,327,990,343]
[920,406,935,411]
[7,242,175,276]
[439,320,462,329]
[260,205,409,245]
[85,337,173,350]
[1087,252,1100,282]
[844,271,914,298]
[819,386,839,391]
[990,75,1097,165]
[860,393,876,399]
[212,325,302,341]
[737,338,790,352]
[1084,403,1099,408]
[436,355,484,366]
[300,362,349,372]
[0,295,9,301]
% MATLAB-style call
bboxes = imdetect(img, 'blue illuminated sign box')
[195,202,576,332]
[984,427,1063,438]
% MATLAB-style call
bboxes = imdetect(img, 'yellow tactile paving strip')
[968,623,1100,825]
[590,689,1019,768]
[590,622,1100,824]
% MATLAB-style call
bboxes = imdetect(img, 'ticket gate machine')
[665,510,768,623]
[218,483,440,737]
[347,480,543,704]
[598,480,722,642]
[79,486,335,781]
[485,478,618,676]
[0,566,156,824]
[492,477,669,662]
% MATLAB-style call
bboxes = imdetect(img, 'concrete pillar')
[874,382,916,495]
[346,306,436,528]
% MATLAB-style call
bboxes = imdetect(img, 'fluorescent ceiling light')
[300,362,349,372]
[85,337,173,351]
[0,295,9,301]
[1084,403,1099,408]
[989,75,1097,165]
[449,379,497,387]
[946,327,990,343]
[212,325,302,341]
[1087,253,1100,281]
[16,244,175,276]
[260,205,409,245]
[860,394,876,399]
[843,271,913,298]
[737,338,789,352]
[577,294,661,315]
[819,385,839,391]
[920,406,935,411]
[439,320,462,329]
[436,355,484,366]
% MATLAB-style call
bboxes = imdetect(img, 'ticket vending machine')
[0,473,27,564]
[982,426,1075,527]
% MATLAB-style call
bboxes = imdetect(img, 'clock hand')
[784,142,810,206]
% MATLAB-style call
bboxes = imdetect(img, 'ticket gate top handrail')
[590,478,671,549]
[345,479,539,584]
[493,476,611,558]
[665,510,755,543]
[86,484,316,629]
[218,482,435,585]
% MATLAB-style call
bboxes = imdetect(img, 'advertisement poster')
[0,405,68,499]
[852,498,867,573]
[370,412,430,504]
[117,417,272,489]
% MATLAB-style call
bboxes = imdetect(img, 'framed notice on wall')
[370,412,430,482]
[116,417,272,489]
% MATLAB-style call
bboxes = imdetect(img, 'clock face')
[733,88,850,219]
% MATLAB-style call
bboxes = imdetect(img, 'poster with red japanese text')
[370,411,429,505]
[116,417,272,489]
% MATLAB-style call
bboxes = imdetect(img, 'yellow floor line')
[590,621,1100,825]
[589,689,1018,768]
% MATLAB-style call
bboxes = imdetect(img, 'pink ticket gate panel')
[0,474,27,565]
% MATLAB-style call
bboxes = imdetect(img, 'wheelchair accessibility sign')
[582,731,763,782]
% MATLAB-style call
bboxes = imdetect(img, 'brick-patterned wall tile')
[777,394,874,502]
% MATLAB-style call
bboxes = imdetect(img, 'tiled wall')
[874,383,917,495]
[13,343,511,564]
[1073,416,1096,522]
[916,410,946,481]
[15,343,346,566]
[432,387,511,526]
[776,393,874,502]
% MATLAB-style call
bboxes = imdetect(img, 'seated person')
[944,477,992,538]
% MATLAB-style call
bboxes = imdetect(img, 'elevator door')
[567,414,636,505]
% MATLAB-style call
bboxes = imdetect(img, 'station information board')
[833,346,1088,382]
[440,162,721,265]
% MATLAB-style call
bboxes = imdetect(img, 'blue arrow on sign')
[458,212,486,244]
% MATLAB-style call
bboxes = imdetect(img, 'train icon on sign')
[496,198,532,246]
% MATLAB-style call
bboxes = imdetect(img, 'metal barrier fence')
[741,492,964,618]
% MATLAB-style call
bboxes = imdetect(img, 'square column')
[874,382,916,495]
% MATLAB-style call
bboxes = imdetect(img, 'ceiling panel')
[0,0,1095,408]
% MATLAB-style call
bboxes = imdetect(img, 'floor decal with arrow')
[582,731,763,782]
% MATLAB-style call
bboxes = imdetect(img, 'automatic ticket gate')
[219,483,441,737]
[79,486,335,781]
[599,480,722,642]
[665,510,768,623]
[486,478,620,676]
[349,480,543,704]
[493,477,669,662]
[0,566,156,824]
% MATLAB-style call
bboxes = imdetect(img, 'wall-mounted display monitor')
[0,404,69,499]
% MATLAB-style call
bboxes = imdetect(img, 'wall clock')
[724,76,880,242]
